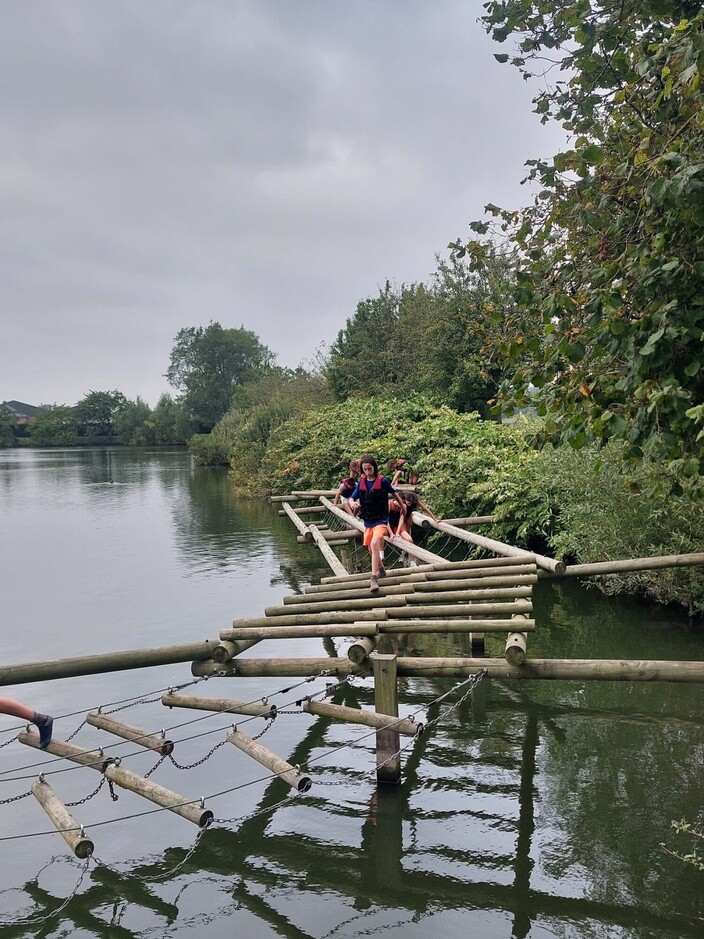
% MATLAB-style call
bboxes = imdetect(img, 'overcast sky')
[2,0,566,408]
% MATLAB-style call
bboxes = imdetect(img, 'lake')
[1,447,703,938]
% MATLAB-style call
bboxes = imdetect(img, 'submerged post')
[372,654,401,785]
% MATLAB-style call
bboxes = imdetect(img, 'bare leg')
[0,697,53,748]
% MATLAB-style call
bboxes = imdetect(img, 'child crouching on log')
[0,697,53,748]
[350,455,405,592]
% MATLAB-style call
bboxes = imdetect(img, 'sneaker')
[369,575,379,592]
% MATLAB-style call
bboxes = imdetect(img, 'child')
[333,459,361,507]
[350,455,405,592]
[387,457,419,488]
[0,697,53,748]
[394,491,438,543]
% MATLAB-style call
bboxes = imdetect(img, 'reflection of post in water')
[512,710,538,939]
[361,786,405,892]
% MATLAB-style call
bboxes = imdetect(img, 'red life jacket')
[339,476,357,498]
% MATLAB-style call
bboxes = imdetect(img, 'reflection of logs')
[31,779,94,858]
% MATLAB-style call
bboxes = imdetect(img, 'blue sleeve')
[381,477,396,494]
[350,483,361,499]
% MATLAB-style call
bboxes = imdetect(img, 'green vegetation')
[166,321,274,433]
[455,1,704,487]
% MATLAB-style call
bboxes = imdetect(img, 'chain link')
[168,738,228,771]
[0,733,20,749]
[66,775,107,807]
[143,754,167,779]
[64,718,87,742]
[0,788,32,805]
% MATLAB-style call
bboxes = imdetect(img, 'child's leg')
[0,697,35,722]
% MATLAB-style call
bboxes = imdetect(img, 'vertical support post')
[372,654,401,785]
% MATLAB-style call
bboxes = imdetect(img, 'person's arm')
[416,498,438,522]
[390,469,402,487]
[333,484,342,506]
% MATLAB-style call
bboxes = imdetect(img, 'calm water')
[0,448,702,939]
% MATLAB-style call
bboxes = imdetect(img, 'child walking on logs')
[351,455,405,592]
[0,698,53,748]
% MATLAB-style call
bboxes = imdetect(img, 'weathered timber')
[389,600,533,618]
[191,657,704,682]
[319,554,536,585]
[19,731,114,770]
[86,712,174,755]
[20,733,214,826]
[415,514,566,575]
[220,618,535,641]
[162,692,276,718]
[309,524,349,577]
[221,609,389,634]
[305,571,429,594]
[442,516,498,526]
[373,655,401,784]
[297,529,360,543]
[305,563,538,594]
[0,640,220,688]
[301,699,420,736]
[226,728,312,792]
[541,551,704,578]
[291,490,337,498]
[281,502,312,541]
[31,779,94,858]
[284,583,414,605]
[505,613,530,667]
[348,636,376,664]
[278,505,327,516]
[269,586,531,618]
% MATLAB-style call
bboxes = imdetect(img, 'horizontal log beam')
[541,551,704,578]
[0,640,221,688]
[319,554,535,586]
[86,712,174,756]
[162,692,277,718]
[222,618,535,641]
[191,656,704,682]
[302,699,420,736]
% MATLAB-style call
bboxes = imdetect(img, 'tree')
[0,405,16,447]
[29,406,79,447]
[166,322,275,432]
[458,1,704,486]
[75,390,127,442]
[113,397,152,445]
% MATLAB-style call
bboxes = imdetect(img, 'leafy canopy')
[457,1,704,487]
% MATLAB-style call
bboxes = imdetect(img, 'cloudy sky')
[2,1,566,408]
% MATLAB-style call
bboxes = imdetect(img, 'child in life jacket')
[333,459,361,507]
[394,491,438,543]
[0,697,53,748]
[350,454,405,592]
[387,457,419,488]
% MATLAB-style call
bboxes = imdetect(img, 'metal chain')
[107,778,119,801]
[64,718,87,742]
[0,733,19,749]
[66,775,107,807]
[143,754,167,779]
[0,788,33,805]
[246,718,274,742]
[133,824,209,882]
[168,738,228,771]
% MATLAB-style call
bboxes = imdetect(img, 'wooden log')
[373,655,401,784]
[413,573,538,591]
[220,618,535,641]
[162,692,276,718]
[309,524,349,577]
[424,564,537,583]
[191,656,704,682]
[265,595,409,617]
[281,502,312,541]
[348,636,376,665]
[297,530,360,543]
[504,612,530,666]
[319,554,536,585]
[305,572,429,594]
[443,516,498,526]
[20,732,213,827]
[221,609,388,634]
[291,490,337,497]
[284,583,413,605]
[19,731,114,770]
[0,640,221,688]
[541,551,704,578]
[279,506,327,516]
[386,600,533,618]
[405,586,533,604]
[302,699,420,736]
[417,516,566,575]
[304,564,537,595]
[31,779,94,859]
[86,712,174,756]
[226,728,312,792]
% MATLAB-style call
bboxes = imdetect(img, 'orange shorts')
[363,524,387,547]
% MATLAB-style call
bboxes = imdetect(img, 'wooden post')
[226,728,312,792]
[309,524,348,577]
[281,502,313,541]
[31,779,94,858]
[505,612,530,666]
[86,712,174,756]
[302,699,420,736]
[372,654,401,784]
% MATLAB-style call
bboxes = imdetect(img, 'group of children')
[334,454,437,592]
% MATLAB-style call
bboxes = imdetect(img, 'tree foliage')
[29,406,79,447]
[458,1,704,487]
[75,390,127,441]
[0,405,17,448]
[166,322,275,433]
[325,253,515,416]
